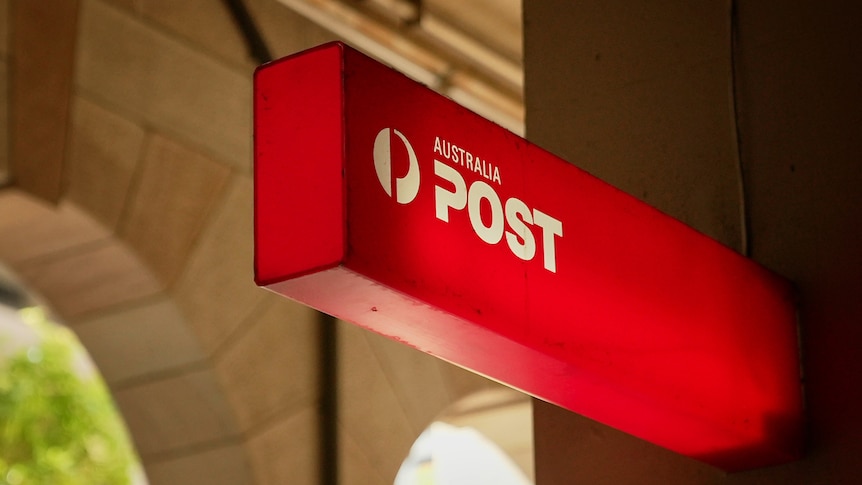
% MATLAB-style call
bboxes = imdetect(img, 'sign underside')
[253,42,803,471]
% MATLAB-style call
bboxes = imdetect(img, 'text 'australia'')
[434,137,501,185]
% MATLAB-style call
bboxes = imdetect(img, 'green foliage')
[0,308,137,485]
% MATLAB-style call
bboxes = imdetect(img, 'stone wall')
[0,1,498,483]
[526,0,862,483]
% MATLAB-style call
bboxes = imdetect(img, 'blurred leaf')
[0,308,138,485]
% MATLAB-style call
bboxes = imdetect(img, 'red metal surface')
[254,42,803,471]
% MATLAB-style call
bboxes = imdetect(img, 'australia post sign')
[254,42,803,471]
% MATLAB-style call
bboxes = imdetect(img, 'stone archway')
[1,1,504,484]
[0,181,501,485]
[0,189,261,484]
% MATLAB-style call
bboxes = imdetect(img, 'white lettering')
[433,136,501,186]
[434,160,467,222]
[505,198,536,261]
[468,181,504,244]
[533,209,563,272]
[433,160,562,273]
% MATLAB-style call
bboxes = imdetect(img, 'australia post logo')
[373,128,421,204]
[373,127,563,273]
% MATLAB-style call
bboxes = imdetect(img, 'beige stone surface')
[144,443,253,485]
[121,134,230,285]
[533,61,741,247]
[363,329,453,434]
[0,192,110,265]
[15,238,162,319]
[524,0,740,248]
[74,296,206,384]
[339,425,387,485]
[113,368,240,456]
[104,0,254,69]
[245,0,337,57]
[435,357,497,401]
[533,399,718,484]
[75,0,252,170]
[526,1,726,98]
[246,406,317,485]
[66,95,145,230]
[338,322,416,481]
[172,176,267,353]
[216,296,318,431]
[2,2,536,485]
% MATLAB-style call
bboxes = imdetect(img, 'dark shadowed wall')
[525,0,861,483]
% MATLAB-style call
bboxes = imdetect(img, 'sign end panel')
[254,43,347,286]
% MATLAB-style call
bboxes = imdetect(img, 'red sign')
[254,42,803,471]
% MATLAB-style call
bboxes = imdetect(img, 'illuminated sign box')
[254,42,803,471]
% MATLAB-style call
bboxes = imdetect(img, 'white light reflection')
[395,421,532,485]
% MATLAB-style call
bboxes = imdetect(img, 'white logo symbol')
[373,128,420,204]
